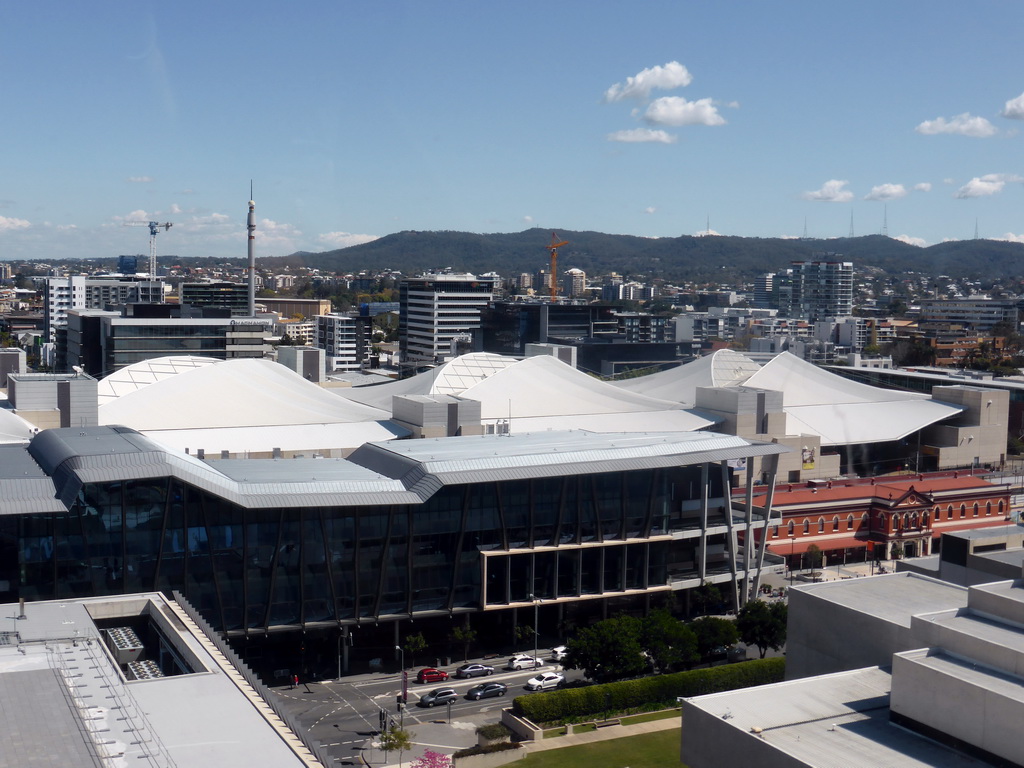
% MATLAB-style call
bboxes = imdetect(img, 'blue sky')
[2,0,1023,263]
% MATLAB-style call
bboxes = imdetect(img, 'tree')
[692,581,723,616]
[805,543,823,573]
[736,599,787,659]
[514,623,536,646]
[641,609,699,672]
[403,632,426,669]
[410,750,452,768]
[689,616,739,660]
[379,726,414,768]
[450,625,477,662]
[563,615,648,682]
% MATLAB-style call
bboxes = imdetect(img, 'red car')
[416,667,449,684]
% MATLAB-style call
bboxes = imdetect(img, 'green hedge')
[453,742,521,759]
[512,658,784,724]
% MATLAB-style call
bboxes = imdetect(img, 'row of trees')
[562,601,787,683]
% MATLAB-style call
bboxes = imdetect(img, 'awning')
[766,535,870,555]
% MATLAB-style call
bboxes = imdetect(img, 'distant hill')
[258,230,1024,283]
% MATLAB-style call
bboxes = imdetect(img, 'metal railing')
[172,592,333,767]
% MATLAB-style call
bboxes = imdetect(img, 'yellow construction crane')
[123,220,173,277]
[545,232,568,301]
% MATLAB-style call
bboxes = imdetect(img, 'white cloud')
[955,173,1024,198]
[1002,91,1024,119]
[603,61,692,102]
[695,228,722,237]
[0,215,31,232]
[126,176,154,183]
[864,183,907,201]
[993,232,1024,243]
[607,127,678,144]
[644,206,656,214]
[644,97,725,127]
[915,112,997,138]
[914,182,932,192]
[55,224,77,231]
[802,180,854,203]
[522,215,534,225]
[943,178,955,185]
[317,231,379,249]
[893,234,927,247]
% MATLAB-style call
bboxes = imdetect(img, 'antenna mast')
[247,184,256,317]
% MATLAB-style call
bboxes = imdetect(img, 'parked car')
[466,682,508,700]
[455,663,495,678]
[418,687,458,707]
[550,645,567,662]
[416,667,449,684]
[505,654,541,671]
[524,671,565,691]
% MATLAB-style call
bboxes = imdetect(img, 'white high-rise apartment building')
[399,273,496,366]
[316,313,362,372]
[791,259,853,322]
[45,275,164,342]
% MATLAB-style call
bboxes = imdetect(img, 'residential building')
[791,258,853,321]
[44,274,164,343]
[399,272,496,367]
[565,267,587,297]
[317,312,372,372]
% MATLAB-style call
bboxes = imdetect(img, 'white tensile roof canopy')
[613,348,762,404]
[342,352,520,410]
[96,355,222,405]
[456,355,716,432]
[98,358,406,454]
[617,351,963,446]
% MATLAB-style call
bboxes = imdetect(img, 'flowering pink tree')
[410,750,452,768]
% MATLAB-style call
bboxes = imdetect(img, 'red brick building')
[752,473,1011,569]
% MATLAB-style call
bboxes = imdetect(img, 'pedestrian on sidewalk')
[292,673,299,690]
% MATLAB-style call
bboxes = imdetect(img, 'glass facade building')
[2,427,784,642]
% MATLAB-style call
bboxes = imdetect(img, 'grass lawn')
[516,729,685,768]
[621,709,681,726]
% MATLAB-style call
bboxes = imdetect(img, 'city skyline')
[2,1,1023,262]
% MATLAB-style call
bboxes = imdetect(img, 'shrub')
[475,723,512,741]
[453,742,521,759]
[511,657,784,724]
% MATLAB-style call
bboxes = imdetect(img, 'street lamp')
[788,533,796,586]
[529,593,540,664]
[395,644,404,672]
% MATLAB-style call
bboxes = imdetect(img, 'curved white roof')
[98,358,405,455]
[99,358,391,430]
[613,349,762,404]
[742,352,962,446]
[458,355,717,432]
[611,350,964,447]
[0,408,37,444]
[342,352,520,409]
[96,355,223,405]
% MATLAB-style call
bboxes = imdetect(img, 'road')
[270,661,584,765]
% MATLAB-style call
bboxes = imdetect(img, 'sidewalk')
[365,714,681,767]
[524,715,680,753]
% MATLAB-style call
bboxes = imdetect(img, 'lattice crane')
[545,232,568,301]
[123,220,173,277]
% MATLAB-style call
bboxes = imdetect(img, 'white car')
[525,671,565,691]
[505,654,541,671]
[550,645,567,662]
